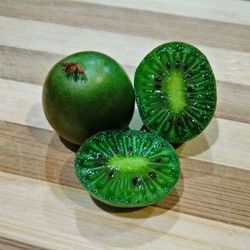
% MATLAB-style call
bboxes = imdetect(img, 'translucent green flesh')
[109,156,149,173]
[134,42,217,144]
[74,130,180,207]
[163,70,186,113]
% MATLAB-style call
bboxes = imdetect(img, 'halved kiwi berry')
[74,129,180,207]
[134,42,217,144]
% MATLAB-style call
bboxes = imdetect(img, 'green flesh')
[163,70,186,113]
[134,42,217,144]
[109,156,149,173]
[74,130,180,207]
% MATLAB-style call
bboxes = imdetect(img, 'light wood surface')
[0,1,250,249]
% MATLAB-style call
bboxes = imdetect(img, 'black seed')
[140,125,150,132]
[154,76,162,82]
[149,171,157,179]
[132,177,139,186]
[204,73,209,79]
[187,72,193,78]
[187,84,195,92]
[108,170,115,178]
[183,65,189,71]
[166,62,171,69]
[176,117,182,125]
[96,153,105,159]
[155,83,162,89]
[175,60,180,68]
[85,171,91,176]
[128,146,133,152]
[155,157,162,163]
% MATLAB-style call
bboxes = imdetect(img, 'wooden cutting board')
[0,1,250,249]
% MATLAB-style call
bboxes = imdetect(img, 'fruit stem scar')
[62,62,87,82]
[63,62,85,74]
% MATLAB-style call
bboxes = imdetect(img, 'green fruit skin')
[43,51,135,144]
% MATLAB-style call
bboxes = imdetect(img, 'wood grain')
[0,0,249,53]
[1,79,250,170]
[1,120,250,228]
[1,16,249,86]
[0,236,48,250]
[215,81,250,123]
[1,0,250,249]
[73,0,250,25]
[0,45,62,85]
[0,45,134,86]
[1,171,250,250]
[1,44,250,124]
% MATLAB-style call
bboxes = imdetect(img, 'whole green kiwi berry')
[43,51,135,144]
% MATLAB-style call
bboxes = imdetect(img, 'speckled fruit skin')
[42,51,135,145]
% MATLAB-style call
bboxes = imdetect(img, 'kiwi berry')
[74,129,180,207]
[42,51,134,145]
[134,41,217,144]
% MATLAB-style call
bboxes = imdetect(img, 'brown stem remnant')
[62,62,84,75]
